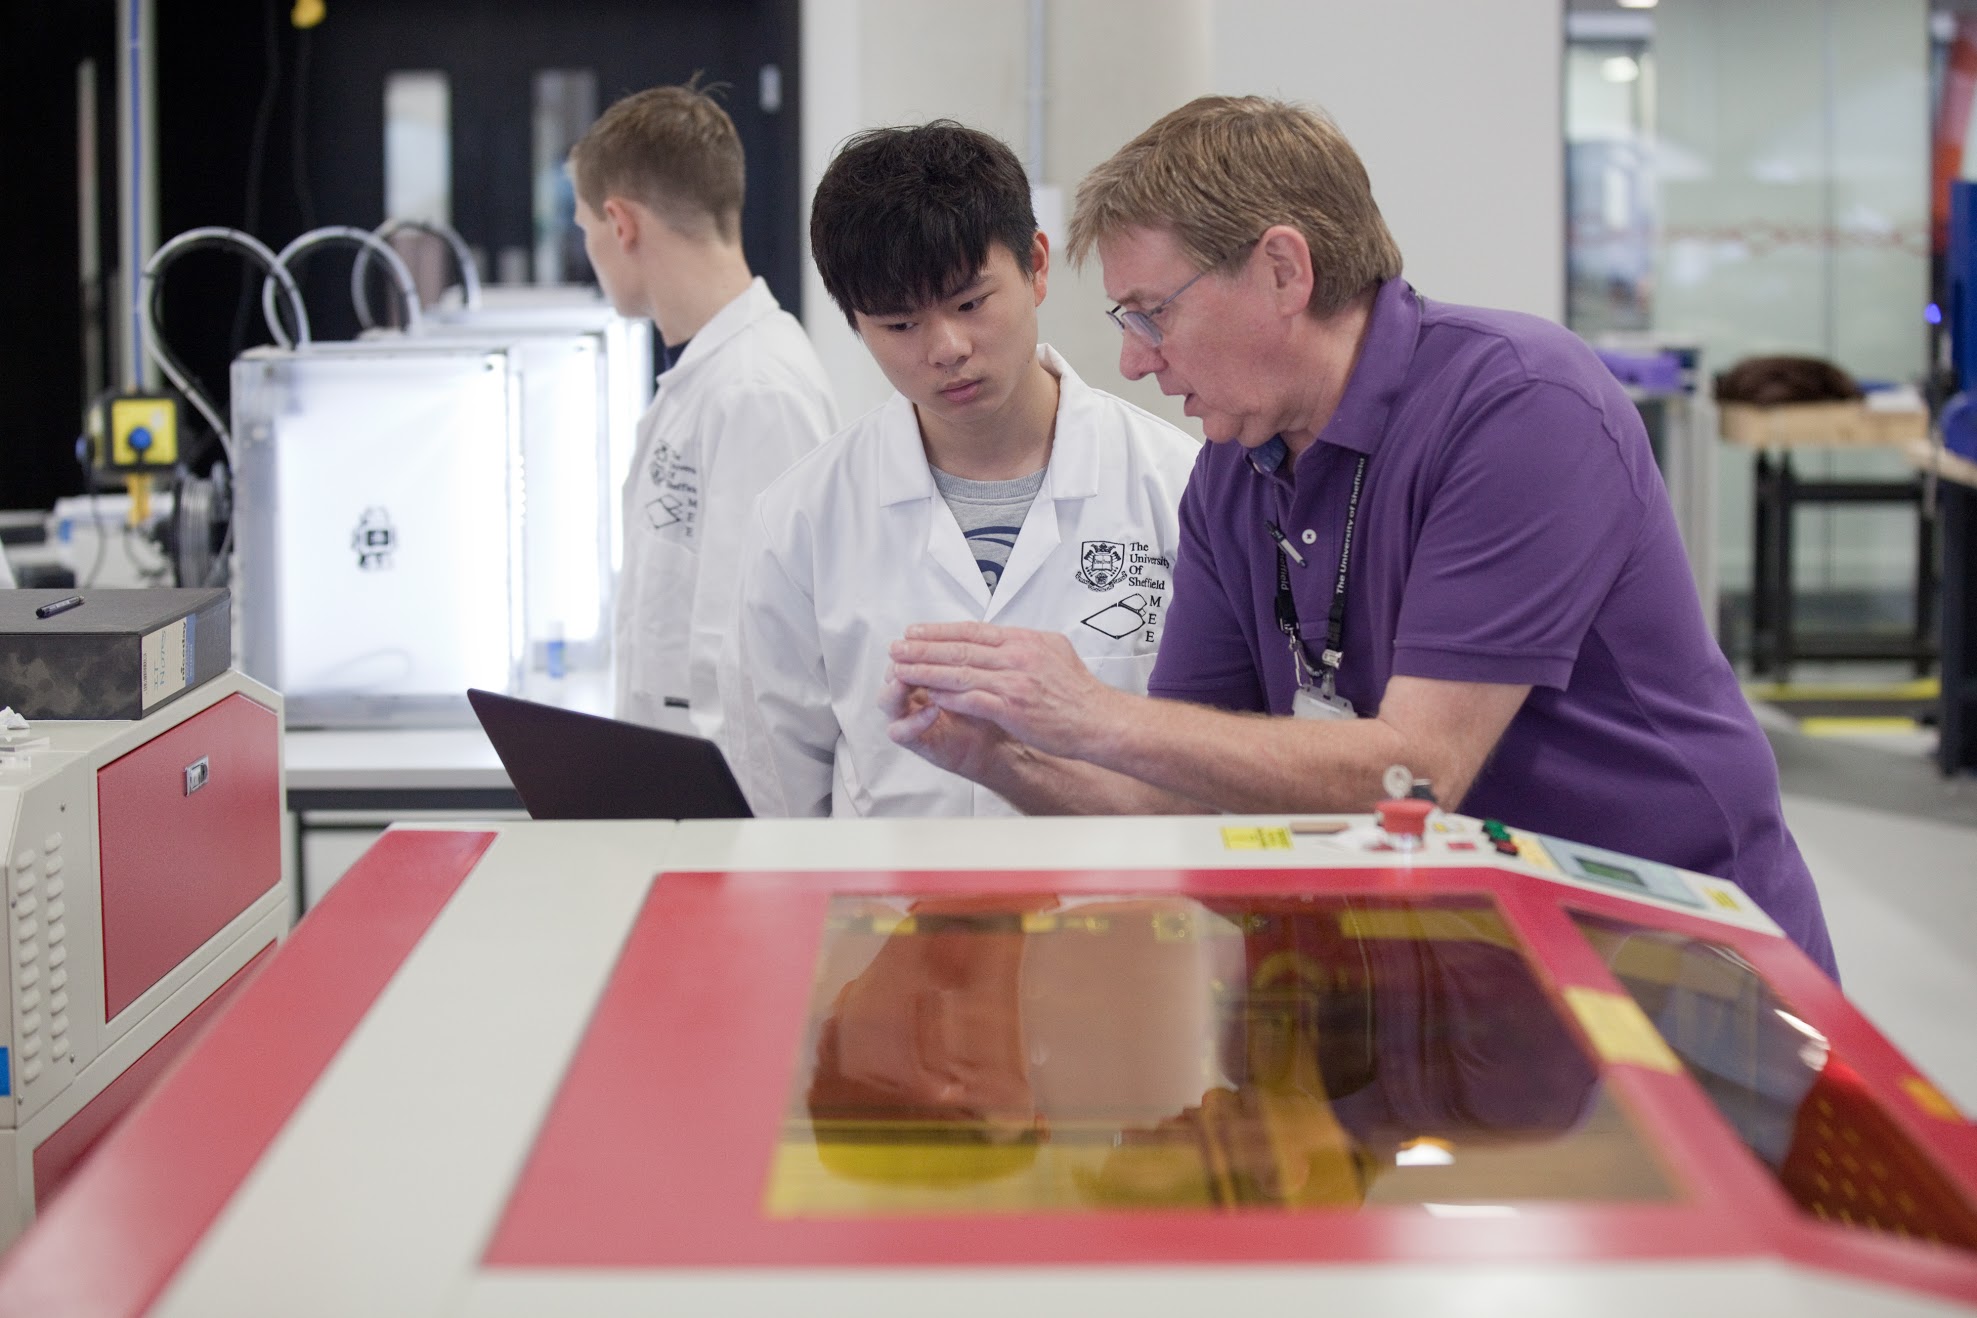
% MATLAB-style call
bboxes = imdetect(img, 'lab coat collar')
[876,343,1101,507]
[655,278,781,385]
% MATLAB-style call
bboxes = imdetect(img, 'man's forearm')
[977,688,1394,817]
[1067,690,1409,816]
[983,739,1202,816]
[891,624,1522,815]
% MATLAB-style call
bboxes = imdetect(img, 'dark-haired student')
[715,122,1199,817]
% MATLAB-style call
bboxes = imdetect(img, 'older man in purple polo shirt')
[882,95,1836,979]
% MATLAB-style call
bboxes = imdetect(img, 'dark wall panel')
[4,0,803,505]
[1,0,117,510]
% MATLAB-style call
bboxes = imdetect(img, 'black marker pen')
[34,595,84,619]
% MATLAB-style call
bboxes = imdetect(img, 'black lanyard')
[1268,453,1368,689]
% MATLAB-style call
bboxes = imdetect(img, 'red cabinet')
[96,694,281,1019]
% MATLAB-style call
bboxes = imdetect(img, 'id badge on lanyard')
[1293,670,1357,721]
[1270,453,1368,723]
[1290,640,1357,721]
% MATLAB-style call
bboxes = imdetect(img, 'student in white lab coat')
[719,122,1198,817]
[570,81,838,739]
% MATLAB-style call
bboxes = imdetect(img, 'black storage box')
[0,588,231,719]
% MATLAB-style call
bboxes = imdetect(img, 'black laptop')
[466,688,753,820]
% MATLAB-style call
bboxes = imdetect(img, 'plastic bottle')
[545,621,567,680]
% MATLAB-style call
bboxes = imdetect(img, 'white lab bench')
[281,671,610,909]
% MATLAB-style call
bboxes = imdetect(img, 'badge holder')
[1290,639,1357,721]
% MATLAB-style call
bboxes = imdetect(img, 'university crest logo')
[647,441,676,487]
[1076,539,1126,591]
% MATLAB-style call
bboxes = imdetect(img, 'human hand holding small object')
[884,621,1121,763]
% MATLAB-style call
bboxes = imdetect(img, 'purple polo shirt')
[1149,278,1837,979]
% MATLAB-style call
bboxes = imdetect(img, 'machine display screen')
[1575,913,1977,1257]
[766,894,1671,1217]
[1576,857,1648,888]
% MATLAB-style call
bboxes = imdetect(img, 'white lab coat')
[720,345,1199,817]
[613,278,837,739]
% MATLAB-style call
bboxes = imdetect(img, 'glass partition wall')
[1565,0,1933,664]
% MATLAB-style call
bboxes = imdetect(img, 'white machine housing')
[392,306,653,674]
[424,295,654,581]
[0,669,288,1246]
[231,341,527,726]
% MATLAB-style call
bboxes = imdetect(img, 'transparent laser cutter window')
[1575,912,1977,1256]
[768,894,1672,1217]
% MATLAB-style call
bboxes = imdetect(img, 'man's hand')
[879,671,1017,783]
[887,622,1123,760]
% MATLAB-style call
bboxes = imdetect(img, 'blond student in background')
[570,81,837,739]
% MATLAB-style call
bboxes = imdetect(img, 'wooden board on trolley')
[1720,400,1929,449]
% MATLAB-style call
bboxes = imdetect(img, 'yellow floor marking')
[1799,717,1922,737]
[1744,677,1938,703]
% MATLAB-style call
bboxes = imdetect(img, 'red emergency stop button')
[1375,797,1434,839]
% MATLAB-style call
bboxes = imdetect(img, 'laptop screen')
[467,688,752,820]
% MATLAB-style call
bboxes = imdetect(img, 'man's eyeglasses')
[1105,239,1259,347]
[1106,269,1214,347]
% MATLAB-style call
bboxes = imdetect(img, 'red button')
[1375,798,1434,837]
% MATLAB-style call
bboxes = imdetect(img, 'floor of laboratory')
[1760,708,1977,1113]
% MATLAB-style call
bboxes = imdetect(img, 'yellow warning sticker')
[1511,834,1559,872]
[1339,907,1519,949]
[1901,1076,1966,1122]
[1565,986,1682,1074]
[1222,826,1293,851]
